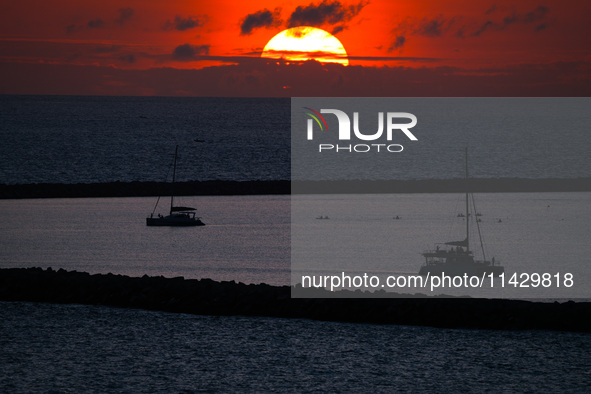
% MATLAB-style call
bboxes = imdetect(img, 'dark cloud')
[66,8,134,34]
[389,15,454,51]
[472,20,494,37]
[455,25,466,38]
[331,25,345,35]
[164,15,207,31]
[502,14,517,27]
[346,55,439,62]
[535,23,547,32]
[93,45,136,64]
[260,49,348,61]
[5,60,590,97]
[67,18,105,34]
[287,0,367,28]
[172,43,210,60]
[524,6,549,23]
[485,5,497,15]
[66,24,79,35]
[240,8,282,35]
[388,36,406,52]
[93,45,123,54]
[415,16,455,37]
[471,5,550,36]
[116,8,134,25]
[87,19,105,29]
[1,36,589,96]
[390,5,550,45]
[118,54,136,63]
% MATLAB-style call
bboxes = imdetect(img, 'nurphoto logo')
[304,107,418,153]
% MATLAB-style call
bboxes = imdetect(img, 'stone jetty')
[1,268,589,332]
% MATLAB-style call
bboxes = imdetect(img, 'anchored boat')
[146,145,205,227]
[418,149,504,277]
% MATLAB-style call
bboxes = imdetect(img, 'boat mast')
[465,147,470,252]
[170,145,178,215]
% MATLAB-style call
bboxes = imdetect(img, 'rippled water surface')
[2,96,590,184]
[1,301,590,392]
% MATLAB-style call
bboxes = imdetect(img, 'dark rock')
[1,178,591,199]
[1,267,590,332]
[0,180,290,199]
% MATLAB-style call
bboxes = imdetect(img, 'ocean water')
[0,195,290,285]
[1,301,590,392]
[292,97,591,181]
[1,96,591,184]
[1,192,589,300]
[0,96,291,184]
[292,192,591,299]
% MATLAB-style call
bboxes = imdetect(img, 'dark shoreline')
[0,178,590,199]
[1,268,589,332]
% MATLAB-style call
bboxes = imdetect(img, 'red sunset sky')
[1,0,590,96]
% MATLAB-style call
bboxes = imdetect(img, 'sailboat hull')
[419,261,504,277]
[146,215,205,227]
[417,149,506,277]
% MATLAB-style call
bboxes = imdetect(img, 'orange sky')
[1,0,590,96]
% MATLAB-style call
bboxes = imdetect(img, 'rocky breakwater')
[1,268,589,332]
[0,180,290,199]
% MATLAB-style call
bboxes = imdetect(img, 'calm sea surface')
[0,195,290,285]
[1,192,589,299]
[292,192,591,299]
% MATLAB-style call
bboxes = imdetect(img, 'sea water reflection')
[292,192,591,299]
[0,195,290,285]
[1,192,589,298]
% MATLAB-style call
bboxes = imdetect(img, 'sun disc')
[261,26,349,66]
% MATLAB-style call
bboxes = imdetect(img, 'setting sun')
[261,26,349,66]
[1,1,590,96]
